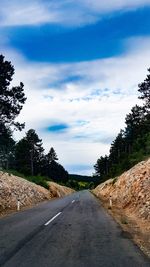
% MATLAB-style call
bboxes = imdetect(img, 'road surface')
[0,190,149,267]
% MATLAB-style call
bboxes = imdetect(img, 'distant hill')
[69,174,99,183]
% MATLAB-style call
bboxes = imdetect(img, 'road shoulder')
[91,191,150,259]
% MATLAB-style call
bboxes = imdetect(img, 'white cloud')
[79,0,150,13]
[0,0,150,27]
[0,0,59,26]
[0,37,148,174]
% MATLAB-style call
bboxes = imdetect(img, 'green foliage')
[25,175,49,189]
[0,55,26,169]
[4,170,49,189]
[0,54,26,130]
[15,129,44,176]
[66,179,79,190]
[43,157,69,183]
[3,169,49,190]
[0,124,15,169]
[14,131,69,184]
[94,68,150,182]
[3,169,26,179]
[46,147,58,163]
[66,179,95,191]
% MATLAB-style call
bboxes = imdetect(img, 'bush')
[2,169,49,190]
[26,175,49,189]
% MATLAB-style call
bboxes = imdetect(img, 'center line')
[44,212,62,226]
[72,200,75,203]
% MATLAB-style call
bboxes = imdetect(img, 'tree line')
[0,55,68,184]
[1,54,149,188]
[94,69,150,182]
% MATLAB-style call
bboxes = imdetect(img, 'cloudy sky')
[0,0,150,175]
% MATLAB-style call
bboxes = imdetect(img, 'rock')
[48,182,75,198]
[0,171,52,213]
[93,158,150,221]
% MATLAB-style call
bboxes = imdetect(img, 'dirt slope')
[93,158,150,257]
[48,182,75,198]
[0,171,74,217]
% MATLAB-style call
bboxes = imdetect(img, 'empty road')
[0,190,149,267]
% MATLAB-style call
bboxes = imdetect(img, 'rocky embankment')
[93,158,150,256]
[0,171,74,217]
[48,182,75,198]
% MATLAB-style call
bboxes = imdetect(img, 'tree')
[0,54,26,130]
[42,147,68,183]
[125,105,147,140]
[109,130,125,163]
[138,68,150,109]
[46,147,58,164]
[94,68,150,182]
[15,138,31,175]
[15,129,44,175]
[26,129,44,175]
[0,123,15,169]
[94,155,109,182]
[47,161,69,183]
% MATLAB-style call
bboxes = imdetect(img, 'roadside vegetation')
[94,68,150,183]
[0,54,149,190]
[0,55,97,190]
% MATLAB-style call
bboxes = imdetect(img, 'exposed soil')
[96,197,150,258]
[92,158,150,258]
[0,171,74,218]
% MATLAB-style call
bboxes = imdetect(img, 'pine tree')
[46,147,58,164]
[94,68,150,181]
[15,129,44,175]
[138,68,150,109]
[0,54,26,130]
[0,123,15,169]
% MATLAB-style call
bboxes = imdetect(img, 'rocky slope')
[48,182,75,198]
[93,158,150,256]
[0,171,74,216]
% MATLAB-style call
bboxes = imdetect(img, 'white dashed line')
[72,200,75,204]
[44,212,62,226]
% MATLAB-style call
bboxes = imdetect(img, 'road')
[0,190,149,267]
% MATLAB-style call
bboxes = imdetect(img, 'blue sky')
[0,0,150,175]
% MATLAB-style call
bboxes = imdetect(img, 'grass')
[1,169,49,190]
[26,175,49,189]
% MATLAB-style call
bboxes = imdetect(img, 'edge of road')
[91,190,150,259]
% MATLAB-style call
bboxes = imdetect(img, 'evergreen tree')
[47,161,69,183]
[138,68,150,109]
[94,155,109,181]
[42,147,68,183]
[0,54,26,130]
[15,138,31,175]
[26,129,44,175]
[125,105,147,142]
[0,55,26,171]
[46,147,58,164]
[15,129,44,175]
[0,123,15,169]
[94,68,150,182]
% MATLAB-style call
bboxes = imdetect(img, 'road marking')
[44,212,62,226]
[72,200,75,203]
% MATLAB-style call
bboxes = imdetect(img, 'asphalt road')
[0,190,149,267]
